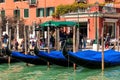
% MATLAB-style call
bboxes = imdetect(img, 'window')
[46,7,55,17]
[104,22,115,38]
[29,0,37,5]
[24,9,29,18]
[36,8,44,17]
[14,0,21,2]
[14,9,20,19]
[0,0,5,3]
[1,10,5,17]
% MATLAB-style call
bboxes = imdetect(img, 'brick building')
[0,0,120,41]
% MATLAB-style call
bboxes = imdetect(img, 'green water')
[0,62,120,80]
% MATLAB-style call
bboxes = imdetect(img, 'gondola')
[6,48,46,65]
[63,47,120,68]
[34,46,73,67]
[0,56,19,64]
[0,48,19,64]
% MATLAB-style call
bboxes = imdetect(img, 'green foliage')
[54,2,89,17]
[55,4,71,15]
[53,2,105,17]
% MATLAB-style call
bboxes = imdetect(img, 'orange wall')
[1,0,119,25]
[0,0,74,25]
[0,0,120,39]
[89,17,95,39]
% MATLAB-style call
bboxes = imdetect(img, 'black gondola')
[5,47,46,65]
[34,46,73,67]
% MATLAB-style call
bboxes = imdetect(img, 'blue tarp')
[39,50,66,60]
[12,51,39,59]
[68,49,120,65]
[36,50,73,66]
[11,51,47,65]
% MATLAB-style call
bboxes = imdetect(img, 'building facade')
[0,0,120,41]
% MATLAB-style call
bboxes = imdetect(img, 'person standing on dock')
[3,33,9,48]
[79,33,83,49]
[20,39,25,53]
[105,33,111,49]
[83,34,87,49]
[14,39,19,51]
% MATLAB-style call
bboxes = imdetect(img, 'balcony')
[29,0,37,6]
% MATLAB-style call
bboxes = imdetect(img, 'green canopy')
[35,20,77,31]
[40,20,57,27]
[36,20,56,31]
[56,21,77,27]
[40,20,77,27]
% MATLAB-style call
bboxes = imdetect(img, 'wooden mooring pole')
[73,26,76,70]
[47,24,50,68]
[101,23,104,71]
[8,26,12,64]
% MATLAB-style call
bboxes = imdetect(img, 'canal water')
[0,62,120,80]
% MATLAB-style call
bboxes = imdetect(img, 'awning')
[56,21,77,27]
[35,20,77,31]
[40,20,57,27]
[40,20,77,27]
[35,20,56,31]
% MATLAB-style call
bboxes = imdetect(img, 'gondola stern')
[5,47,12,56]
[34,46,39,55]
[62,45,69,58]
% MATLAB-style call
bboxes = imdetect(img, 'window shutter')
[31,0,36,4]
[17,10,20,19]
[36,8,38,17]
[13,10,20,19]
[46,8,48,17]
[42,8,44,17]
[24,9,29,18]
[1,10,5,17]
[49,7,54,16]
[14,10,16,17]
[36,8,44,17]
[40,8,44,17]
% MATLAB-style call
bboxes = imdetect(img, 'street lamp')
[76,0,80,51]
[72,0,81,70]
[94,1,99,51]
[77,0,80,28]
[85,1,99,51]
[94,12,98,44]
